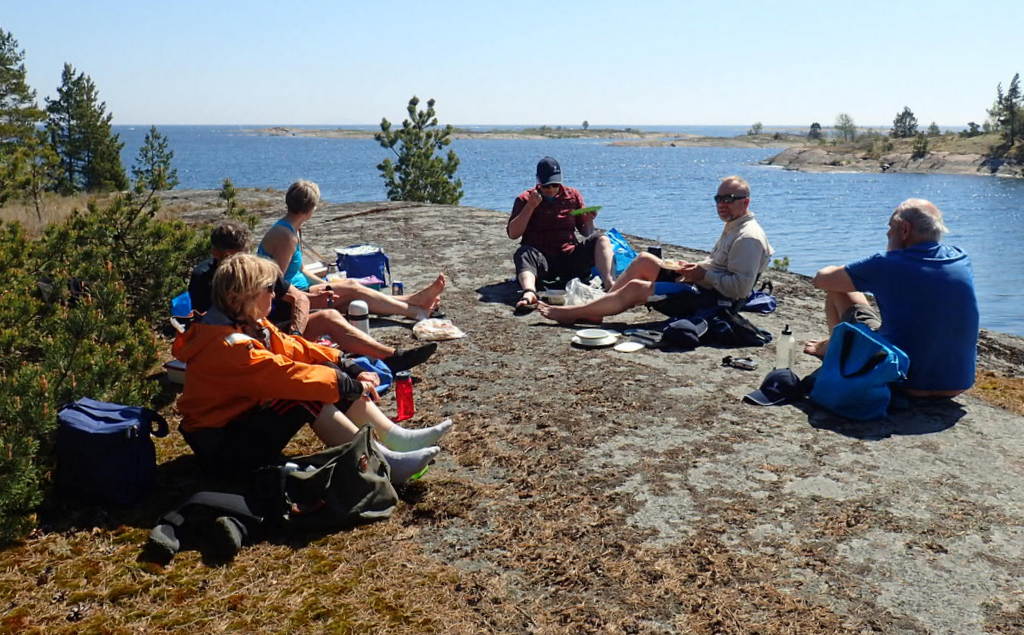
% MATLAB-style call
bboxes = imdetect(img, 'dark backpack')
[246,424,398,531]
[57,398,169,505]
[705,309,773,348]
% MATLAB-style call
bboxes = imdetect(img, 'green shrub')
[770,256,790,272]
[0,191,206,545]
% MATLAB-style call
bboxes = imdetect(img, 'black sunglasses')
[714,194,748,204]
[540,183,560,189]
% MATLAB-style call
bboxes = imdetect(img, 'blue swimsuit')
[258,219,308,290]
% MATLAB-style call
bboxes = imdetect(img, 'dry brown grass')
[0,193,108,235]
[970,371,1024,416]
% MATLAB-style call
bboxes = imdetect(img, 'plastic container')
[775,324,796,369]
[394,370,414,422]
[347,300,370,334]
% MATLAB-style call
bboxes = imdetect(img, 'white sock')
[374,442,440,483]
[381,418,454,452]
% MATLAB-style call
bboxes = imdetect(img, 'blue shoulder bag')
[57,398,170,505]
[809,322,909,420]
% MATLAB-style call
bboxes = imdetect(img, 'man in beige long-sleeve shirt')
[539,176,772,324]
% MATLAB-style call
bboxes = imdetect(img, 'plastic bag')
[412,318,466,341]
[565,277,605,306]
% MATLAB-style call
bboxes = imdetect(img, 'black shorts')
[182,399,322,479]
[514,232,604,284]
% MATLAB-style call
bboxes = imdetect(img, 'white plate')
[571,334,618,348]
[613,341,645,353]
[576,328,613,341]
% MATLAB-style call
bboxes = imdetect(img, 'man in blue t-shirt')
[805,198,978,397]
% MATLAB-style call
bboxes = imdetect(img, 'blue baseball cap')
[743,369,805,406]
[536,157,562,185]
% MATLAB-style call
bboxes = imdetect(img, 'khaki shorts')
[841,302,882,331]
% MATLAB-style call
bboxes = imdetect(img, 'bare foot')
[803,339,829,358]
[404,274,446,310]
[538,302,604,325]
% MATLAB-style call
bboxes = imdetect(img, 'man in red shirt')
[506,157,614,314]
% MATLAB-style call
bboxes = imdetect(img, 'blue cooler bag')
[809,322,909,420]
[335,245,390,288]
[57,398,169,505]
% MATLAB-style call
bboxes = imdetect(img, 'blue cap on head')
[536,157,562,185]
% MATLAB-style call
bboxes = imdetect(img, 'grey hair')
[893,198,948,242]
[720,175,750,196]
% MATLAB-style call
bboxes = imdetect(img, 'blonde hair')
[893,198,948,241]
[285,180,320,214]
[720,175,750,197]
[212,253,281,323]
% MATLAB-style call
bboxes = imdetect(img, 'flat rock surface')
[169,192,1024,632]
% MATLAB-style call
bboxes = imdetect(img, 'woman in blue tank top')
[258,180,448,316]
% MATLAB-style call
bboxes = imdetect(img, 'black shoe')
[205,516,246,561]
[143,522,180,564]
[383,342,438,373]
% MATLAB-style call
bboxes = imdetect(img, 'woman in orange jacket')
[174,254,452,482]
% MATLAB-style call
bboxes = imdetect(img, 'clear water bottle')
[394,370,414,422]
[347,300,370,334]
[775,324,796,369]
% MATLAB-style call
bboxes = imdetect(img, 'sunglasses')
[539,183,560,190]
[262,284,275,293]
[714,194,748,204]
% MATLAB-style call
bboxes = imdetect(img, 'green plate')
[570,205,603,216]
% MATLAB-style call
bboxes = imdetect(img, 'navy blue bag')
[57,398,169,505]
[335,245,391,287]
[809,322,909,420]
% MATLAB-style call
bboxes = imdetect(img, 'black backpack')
[705,309,773,348]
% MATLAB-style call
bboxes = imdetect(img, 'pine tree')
[890,106,918,138]
[131,125,178,191]
[808,122,823,140]
[835,113,857,142]
[0,29,51,204]
[927,122,941,137]
[375,96,463,205]
[45,63,127,194]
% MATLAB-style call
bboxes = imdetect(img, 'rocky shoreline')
[765,145,1024,178]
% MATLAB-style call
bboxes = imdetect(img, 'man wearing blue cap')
[805,198,978,397]
[507,156,614,314]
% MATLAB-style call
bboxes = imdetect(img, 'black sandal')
[513,289,539,315]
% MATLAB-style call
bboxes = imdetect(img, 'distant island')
[764,133,1024,178]
[248,126,805,147]
[247,126,1022,177]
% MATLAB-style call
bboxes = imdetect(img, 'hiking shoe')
[383,343,438,373]
[143,522,180,564]
[205,516,246,561]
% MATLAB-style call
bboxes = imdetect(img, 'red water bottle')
[394,370,414,422]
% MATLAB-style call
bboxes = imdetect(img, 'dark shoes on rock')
[383,342,438,373]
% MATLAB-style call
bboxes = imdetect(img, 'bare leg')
[399,274,446,311]
[593,235,615,290]
[304,310,395,359]
[328,279,425,320]
[803,290,871,357]
[608,252,662,292]
[538,279,654,323]
[515,270,539,310]
[309,404,359,446]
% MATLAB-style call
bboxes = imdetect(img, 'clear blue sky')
[6,0,1023,127]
